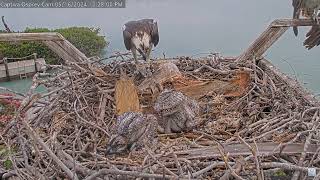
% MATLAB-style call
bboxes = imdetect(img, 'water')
[0,78,33,94]
[0,0,320,95]
[0,78,46,94]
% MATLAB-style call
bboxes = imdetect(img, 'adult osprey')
[304,14,320,49]
[122,19,159,63]
[292,0,320,36]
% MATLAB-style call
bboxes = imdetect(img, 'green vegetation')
[0,145,15,170]
[3,159,13,169]
[0,27,108,64]
[273,170,287,177]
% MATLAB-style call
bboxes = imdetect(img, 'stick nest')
[0,55,319,180]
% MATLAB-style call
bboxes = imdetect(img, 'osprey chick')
[122,19,159,63]
[105,112,158,155]
[292,0,320,36]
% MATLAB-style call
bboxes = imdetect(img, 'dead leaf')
[89,64,108,77]
[224,71,250,97]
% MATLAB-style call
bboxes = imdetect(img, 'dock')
[0,53,46,81]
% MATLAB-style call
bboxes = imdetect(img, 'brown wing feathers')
[123,30,132,50]
[304,14,320,49]
[151,21,159,47]
[292,0,320,49]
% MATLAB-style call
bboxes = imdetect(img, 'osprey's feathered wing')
[304,14,320,49]
[292,0,320,36]
[292,0,320,49]
[122,19,159,62]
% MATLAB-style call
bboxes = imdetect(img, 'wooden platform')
[174,142,319,160]
[237,18,320,62]
[0,58,46,81]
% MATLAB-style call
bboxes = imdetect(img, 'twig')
[192,161,226,177]
[1,16,12,32]
[146,149,179,179]
[292,112,319,180]
[21,118,79,180]
[261,162,320,172]
[84,168,183,180]
[237,135,264,180]
[217,144,245,180]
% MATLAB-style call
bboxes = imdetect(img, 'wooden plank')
[257,27,288,57]
[0,32,88,64]
[237,18,320,63]
[271,18,320,27]
[258,58,320,106]
[43,41,78,63]
[55,33,88,62]
[3,58,10,81]
[33,53,38,72]
[174,142,319,160]
[54,40,87,62]
[237,26,289,62]
[0,32,63,42]
[115,77,140,115]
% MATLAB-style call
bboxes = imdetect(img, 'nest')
[0,55,319,180]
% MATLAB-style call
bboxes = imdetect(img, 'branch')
[1,16,12,32]
[271,18,320,27]
[261,162,319,172]
[84,168,179,180]
[238,135,264,180]
[192,161,227,177]
[21,118,79,180]
[292,114,319,180]
[217,144,245,180]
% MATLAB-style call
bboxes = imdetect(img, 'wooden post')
[236,25,289,62]
[3,57,10,81]
[0,33,89,64]
[236,18,320,63]
[33,53,38,72]
[0,33,63,42]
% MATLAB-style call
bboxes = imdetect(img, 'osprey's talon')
[146,61,153,76]
[135,64,148,78]
[312,14,319,24]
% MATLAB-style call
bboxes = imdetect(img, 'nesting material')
[1,55,319,179]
